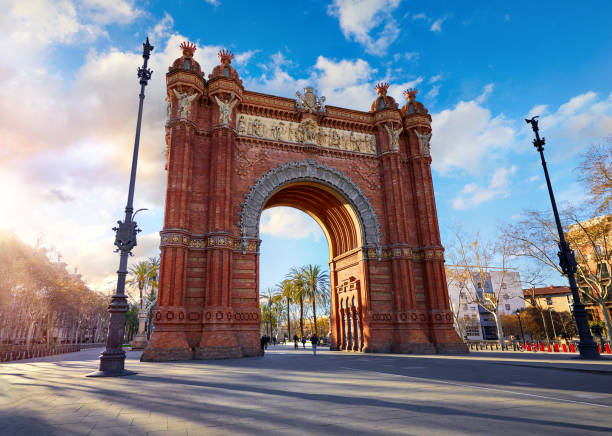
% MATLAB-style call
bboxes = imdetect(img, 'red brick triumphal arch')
[141,42,467,361]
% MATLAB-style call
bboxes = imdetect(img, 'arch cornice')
[238,160,382,255]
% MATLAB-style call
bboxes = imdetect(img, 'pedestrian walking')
[301,336,307,349]
[293,334,299,349]
[273,336,277,346]
[260,336,266,354]
[311,334,318,356]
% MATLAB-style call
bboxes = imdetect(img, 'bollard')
[605,343,611,354]
[526,343,532,351]
[570,343,576,353]
[562,343,568,352]
[547,345,551,352]
[597,344,602,353]
[554,343,560,352]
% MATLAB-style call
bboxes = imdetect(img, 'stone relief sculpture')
[295,86,326,114]
[165,95,172,122]
[237,115,247,134]
[214,93,238,125]
[235,113,377,154]
[172,89,198,119]
[414,129,432,156]
[385,123,403,151]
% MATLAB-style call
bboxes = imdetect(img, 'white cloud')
[431,84,516,173]
[393,52,419,62]
[430,17,447,32]
[327,0,401,55]
[235,49,259,66]
[452,166,517,210]
[526,91,612,156]
[426,84,440,100]
[81,0,142,25]
[0,6,256,289]
[412,13,427,20]
[429,74,442,84]
[204,0,220,5]
[260,207,324,241]
[475,83,494,104]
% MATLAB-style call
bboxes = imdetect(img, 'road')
[0,344,611,435]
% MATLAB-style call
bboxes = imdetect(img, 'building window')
[505,304,511,311]
[184,58,191,69]
[503,293,510,300]
[595,245,603,255]
[501,283,507,289]
[223,66,230,77]
[546,297,552,305]
[477,282,482,289]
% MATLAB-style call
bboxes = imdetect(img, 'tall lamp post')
[514,309,526,346]
[525,116,599,359]
[87,37,154,376]
[268,295,273,340]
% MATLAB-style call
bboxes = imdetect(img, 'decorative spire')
[403,88,418,102]
[375,82,389,96]
[180,41,196,58]
[218,49,234,65]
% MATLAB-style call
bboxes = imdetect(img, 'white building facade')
[447,269,525,341]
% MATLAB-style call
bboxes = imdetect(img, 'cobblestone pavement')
[1,345,611,435]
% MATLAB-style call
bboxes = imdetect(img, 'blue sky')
[1,0,611,294]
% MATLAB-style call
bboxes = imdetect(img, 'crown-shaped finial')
[218,49,234,64]
[403,88,418,101]
[375,82,389,96]
[180,41,196,57]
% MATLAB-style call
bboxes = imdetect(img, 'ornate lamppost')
[525,116,599,359]
[87,37,154,376]
[514,308,526,346]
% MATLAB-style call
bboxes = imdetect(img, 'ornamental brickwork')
[141,43,467,361]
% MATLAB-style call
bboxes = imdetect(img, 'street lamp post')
[515,309,526,345]
[268,295,273,340]
[87,37,154,377]
[525,116,599,359]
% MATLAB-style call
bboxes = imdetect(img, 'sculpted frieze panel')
[236,113,377,154]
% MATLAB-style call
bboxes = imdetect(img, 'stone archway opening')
[258,180,369,352]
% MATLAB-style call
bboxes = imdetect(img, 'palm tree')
[275,279,294,340]
[300,264,330,336]
[127,261,150,309]
[260,288,275,338]
[287,267,307,338]
[146,257,159,339]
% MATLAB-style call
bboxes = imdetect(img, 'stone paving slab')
[1,345,611,435]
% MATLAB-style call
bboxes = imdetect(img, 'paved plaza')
[1,345,611,435]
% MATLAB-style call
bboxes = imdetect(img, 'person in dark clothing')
[301,336,307,349]
[260,336,266,354]
[311,334,318,356]
[293,334,299,349]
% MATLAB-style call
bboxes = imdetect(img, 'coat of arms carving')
[296,86,326,114]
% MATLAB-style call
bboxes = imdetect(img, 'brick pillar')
[142,122,194,361]
[375,114,432,353]
[404,115,467,354]
[196,106,241,358]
